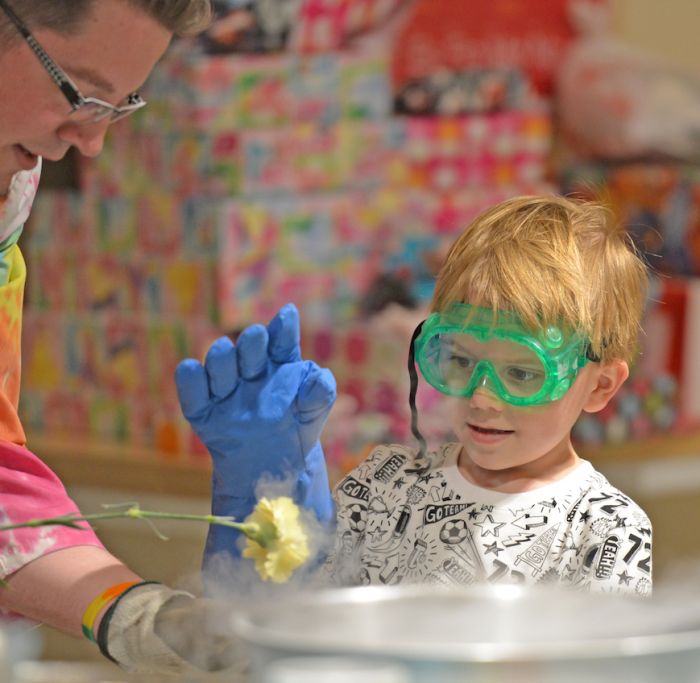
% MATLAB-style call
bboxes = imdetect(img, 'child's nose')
[467,378,504,411]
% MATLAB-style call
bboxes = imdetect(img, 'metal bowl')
[233,583,700,683]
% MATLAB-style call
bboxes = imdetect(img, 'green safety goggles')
[414,303,596,407]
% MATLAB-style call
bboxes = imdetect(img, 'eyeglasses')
[0,0,146,124]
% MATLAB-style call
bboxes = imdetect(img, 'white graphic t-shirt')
[324,443,652,597]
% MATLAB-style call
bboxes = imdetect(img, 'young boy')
[323,195,652,596]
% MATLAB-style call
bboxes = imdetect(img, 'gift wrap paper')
[21,39,560,463]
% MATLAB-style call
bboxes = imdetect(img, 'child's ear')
[582,360,629,413]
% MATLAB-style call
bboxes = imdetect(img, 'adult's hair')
[0,0,211,40]
[431,195,649,364]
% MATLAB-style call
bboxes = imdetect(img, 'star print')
[473,513,506,537]
[579,510,591,523]
[617,570,632,586]
[369,526,386,544]
[484,541,503,556]
[468,509,479,519]
[393,477,406,490]
[418,472,437,484]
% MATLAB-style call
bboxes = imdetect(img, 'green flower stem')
[0,507,274,548]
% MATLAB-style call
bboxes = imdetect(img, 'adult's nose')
[57,118,112,158]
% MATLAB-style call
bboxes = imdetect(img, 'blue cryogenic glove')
[175,303,336,563]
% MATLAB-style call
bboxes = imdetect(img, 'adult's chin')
[0,147,18,195]
[12,144,40,172]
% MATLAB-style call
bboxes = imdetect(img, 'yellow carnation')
[242,496,310,583]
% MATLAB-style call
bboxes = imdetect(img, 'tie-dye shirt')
[0,162,41,446]
[0,164,102,582]
[0,440,102,580]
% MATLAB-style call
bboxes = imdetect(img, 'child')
[323,195,652,596]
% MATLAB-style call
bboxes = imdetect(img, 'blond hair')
[431,195,649,363]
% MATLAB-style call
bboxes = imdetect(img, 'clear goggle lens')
[424,333,547,399]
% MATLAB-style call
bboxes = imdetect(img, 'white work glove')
[98,582,248,676]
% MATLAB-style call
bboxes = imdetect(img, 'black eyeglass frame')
[0,0,146,123]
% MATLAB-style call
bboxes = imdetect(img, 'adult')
[0,0,335,674]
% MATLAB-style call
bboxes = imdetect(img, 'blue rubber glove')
[175,304,335,562]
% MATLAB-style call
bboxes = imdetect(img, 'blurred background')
[21,0,700,665]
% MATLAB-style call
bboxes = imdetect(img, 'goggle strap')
[586,341,601,363]
[408,320,427,459]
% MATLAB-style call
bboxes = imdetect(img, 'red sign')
[392,0,582,95]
